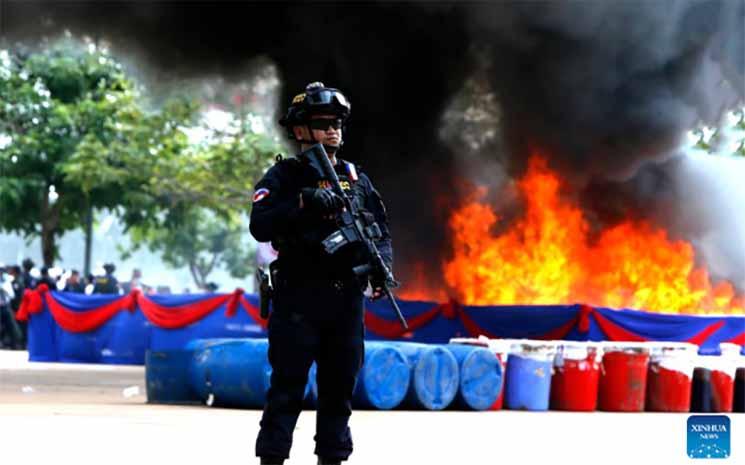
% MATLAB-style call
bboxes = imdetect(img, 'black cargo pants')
[255,279,365,461]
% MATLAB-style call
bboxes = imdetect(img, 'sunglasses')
[308,118,343,131]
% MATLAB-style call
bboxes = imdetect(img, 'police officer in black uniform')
[93,263,120,294]
[251,82,393,465]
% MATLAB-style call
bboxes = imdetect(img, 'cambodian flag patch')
[253,188,270,203]
[345,162,358,181]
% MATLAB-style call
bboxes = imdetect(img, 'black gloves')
[370,275,386,301]
[301,188,345,215]
[370,261,394,301]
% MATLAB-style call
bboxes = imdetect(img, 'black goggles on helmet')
[307,118,343,131]
[305,88,350,109]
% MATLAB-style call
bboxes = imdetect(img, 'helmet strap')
[323,141,343,155]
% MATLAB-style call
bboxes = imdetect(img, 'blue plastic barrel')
[504,341,556,411]
[145,349,200,404]
[189,338,271,408]
[447,344,503,410]
[352,342,411,410]
[389,342,459,410]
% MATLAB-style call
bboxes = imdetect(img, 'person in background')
[93,263,121,294]
[0,265,23,350]
[7,266,24,314]
[85,273,96,293]
[205,282,219,293]
[0,266,13,347]
[63,270,86,293]
[13,262,31,347]
[39,266,58,290]
[21,258,38,290]
[122,268,149,294]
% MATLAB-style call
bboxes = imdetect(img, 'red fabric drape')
[726,332,745,345]
[16,284,743,347]
[686,321,726,346]
[14,286,263,333]
[15,284,48,322]
[240,296,268,330]
[591,310,648,342]
[44,291,134,333]
[137,293,231,329]
[363,299,462,338]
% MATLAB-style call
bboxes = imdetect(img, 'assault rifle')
[299,144,408,330]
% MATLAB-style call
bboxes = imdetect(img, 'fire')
[398,263,448,302]
[441,156,744,314]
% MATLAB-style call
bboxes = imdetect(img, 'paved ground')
[0,350,741,465]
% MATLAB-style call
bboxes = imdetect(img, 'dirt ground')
[0,350,741,465]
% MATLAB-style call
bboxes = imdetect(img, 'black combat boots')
[259,457,284,465]
[317,458,341,465]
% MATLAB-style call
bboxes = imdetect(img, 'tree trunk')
[189,261,205,290]
[189,255,218,291]
[40,185,61,267]
[84,202,93,277]
[41,228,56,268]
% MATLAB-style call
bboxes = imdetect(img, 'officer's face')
[293,114,342,148]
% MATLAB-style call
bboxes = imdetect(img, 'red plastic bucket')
[489,339,514,410]
[490,352,508,409]
[711,368,735,412]
[708,343,741,413]
[550,342,601,411]
[645,342,697,412]
[598,342,650,412]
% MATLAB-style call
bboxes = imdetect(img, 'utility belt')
[277,265,365,291]
[256,259,365,320]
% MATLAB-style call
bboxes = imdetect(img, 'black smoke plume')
[2,1,743,294]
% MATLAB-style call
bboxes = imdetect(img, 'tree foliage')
[0,39,281,287]
[120,109,279,288]
[0,40,186,265]
[124,208,254,290]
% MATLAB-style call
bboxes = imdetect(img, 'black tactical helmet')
[279,82,351,139]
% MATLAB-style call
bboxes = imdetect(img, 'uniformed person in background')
[93,263,120,294]
[63,270,86,293]
[250,82,393,465]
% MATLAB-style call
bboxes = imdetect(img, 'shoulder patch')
[345,161,358,181]
[253,188,270,203]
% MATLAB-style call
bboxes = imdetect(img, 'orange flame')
[442,156,744,314]
[398,263,448,302]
